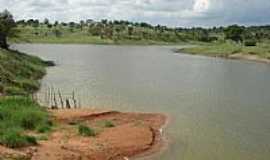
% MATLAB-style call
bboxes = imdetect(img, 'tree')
[224,25,245,43]
[32,19,39,28]
[54,21,59,27]
[80,20,85,31]
[69,22,76,32]
[44,18,49,25]
[128,26,134,36]
[0,10,17,49]
[104,25,113,39]
[52,28,62,37]
[47,24,53,29]
[101,19,108,25]
[27,19,34,26]
[16,20,26,26]
[61,22,68,26]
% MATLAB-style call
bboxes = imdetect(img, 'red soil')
[0,109,167,160]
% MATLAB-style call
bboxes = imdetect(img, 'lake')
[14,44,270,160]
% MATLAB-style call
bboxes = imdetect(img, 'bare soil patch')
[0,109,167,160]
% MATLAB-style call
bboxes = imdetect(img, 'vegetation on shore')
[9,11,270,60]
[78,124,96,137]
[178,25,270,61]
[0,97,52,148]
[180,41,270,59]
[13,18,187,45]
[0,42,53,149]
[0,10,53,96]
[0,10,53,150]
[0,48,48,96]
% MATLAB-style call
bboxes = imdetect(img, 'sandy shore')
[228,53,270,64]
[0,109,167,160]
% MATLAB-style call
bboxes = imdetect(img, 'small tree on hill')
[80,20,85,31]
[224,25,245,43]
[0,10,17,49]
[44,18,49,26]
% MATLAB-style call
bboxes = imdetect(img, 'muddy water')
[15,44,270,160]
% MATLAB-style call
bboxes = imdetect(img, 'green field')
[11,24,185,45]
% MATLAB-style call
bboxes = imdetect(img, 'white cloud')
[193,0,210,13]
[0,0,270,27]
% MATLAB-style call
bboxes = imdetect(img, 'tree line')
[1,9,270,49]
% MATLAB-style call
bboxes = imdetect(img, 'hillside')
[0,48,49,95]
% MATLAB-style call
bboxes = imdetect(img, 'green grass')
[78,124,96,137]
[104,120,115,128]
[11,25,186,45]
[0,97,52,148]
[13,33,181,45]
[0,48,48,96]
[180,41,270,59]
[1,129,37,148]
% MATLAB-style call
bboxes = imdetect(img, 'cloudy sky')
[0,0,270,27]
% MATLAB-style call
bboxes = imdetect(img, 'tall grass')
[0,97,52,148]
[0,48,47,95]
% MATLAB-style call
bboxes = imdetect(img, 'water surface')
[15,44,270,160]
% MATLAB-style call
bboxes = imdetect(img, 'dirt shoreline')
[228,53,270,64]
[0,109,167,160]
[179,48,270,64]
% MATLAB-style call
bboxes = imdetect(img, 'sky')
[0,0,270,27]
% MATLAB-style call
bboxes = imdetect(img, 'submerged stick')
[58,89,64,109]
[66,98,71,109]
[72,91,77,109]
[53,88,58,109]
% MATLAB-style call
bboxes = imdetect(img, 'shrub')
[19,79,40,93]
[232,48,242,54]
[104,120,115,128]
[78,124,96,137]
[0,97,51,148]
[25,135,38,145]
[244,40,257,46]
[20,111,48,130]
[0,83,4,92]
[36,124,51,133]
[0,129,37,148]
[4,86,27,96]
[36,135,48,141]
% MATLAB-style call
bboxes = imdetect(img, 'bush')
[78,124,96,137]
[0,97,51,148]
[36,124,51,133]
[104,120,115,128]
[244,40,257,46]
[4,86,28,96]
[25,135,38,145]
[19,79,40,93]
[20,111,48,130]
[0,83,4,93]
[0,129,37,148]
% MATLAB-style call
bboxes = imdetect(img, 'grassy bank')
[0,48,49,95]
[11,24,186,45]
[179,42,270,60]
[13,36,179,45]
[0,97,52,148]
[12,33,183,46]
[0,48,53,149]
